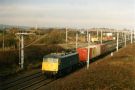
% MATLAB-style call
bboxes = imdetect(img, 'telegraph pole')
[16,33,34,69]
[87,33,90,69]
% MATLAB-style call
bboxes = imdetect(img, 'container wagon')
[77,44,107,62]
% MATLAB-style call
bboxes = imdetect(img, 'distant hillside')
[0,24,31,30]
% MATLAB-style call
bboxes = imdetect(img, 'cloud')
[0,0,134,29]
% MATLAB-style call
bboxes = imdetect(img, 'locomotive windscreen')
[43,58,58,63]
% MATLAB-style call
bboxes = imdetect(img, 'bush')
[0,50,18,67]
[38,29,65,44]
[24,45,65,63]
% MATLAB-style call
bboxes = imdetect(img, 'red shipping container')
[77,48,87,62]
[77,47,93,62]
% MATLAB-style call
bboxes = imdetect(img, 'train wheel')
[55,71,62,78]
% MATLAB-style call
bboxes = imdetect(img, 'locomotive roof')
[43,52,78,59]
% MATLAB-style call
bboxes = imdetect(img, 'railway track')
[21,78,56,90]
[1,69,57,90]
[19,78,55,90]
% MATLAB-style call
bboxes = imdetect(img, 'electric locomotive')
[42,52,79,75]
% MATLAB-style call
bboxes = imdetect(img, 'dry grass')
[42,44,135,90]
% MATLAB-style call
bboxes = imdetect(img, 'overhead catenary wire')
[25,34,47,48]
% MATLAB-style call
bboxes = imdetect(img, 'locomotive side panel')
[59,53,79,71]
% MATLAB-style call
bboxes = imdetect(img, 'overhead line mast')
[16,33,34,69]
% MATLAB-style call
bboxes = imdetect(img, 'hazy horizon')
[0,0,135,29]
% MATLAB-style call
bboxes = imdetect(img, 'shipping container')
[96,45,101,56]
[99,44,107,54]
[77,44,104,62]
[77,48,88,62]
[91,47,97,58]
[89,45,100,58]
[77,46,96,62]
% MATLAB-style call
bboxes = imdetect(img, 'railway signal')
[16,33,35,69]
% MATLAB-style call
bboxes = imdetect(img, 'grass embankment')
[43,44,135,90]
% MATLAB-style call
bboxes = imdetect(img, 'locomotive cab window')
[43,58,58,63]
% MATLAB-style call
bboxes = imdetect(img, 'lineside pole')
[2,27,5,51]
[125,32,126,47]
[87,29,88,42]
[131,30,133,44]
[18,36,21,68]
[87,34,90,69]
[76,33,78,50]
[123,32,125,44]
[16,33,34,69]
[133,29,135,42]
[100,29,103,44]
[116,32,119,52]
[66,28,68,49]
[97,29,99,41]
[20,35,24,69]
[66,28,68,43]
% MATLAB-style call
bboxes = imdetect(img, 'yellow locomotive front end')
[42,57,59,75]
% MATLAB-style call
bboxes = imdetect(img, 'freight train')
[42,44,111,76]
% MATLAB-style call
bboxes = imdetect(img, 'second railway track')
[1,70,57,90]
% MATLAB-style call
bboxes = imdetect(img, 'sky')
[0,0,135,29]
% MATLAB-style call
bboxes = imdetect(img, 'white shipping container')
[96,45,101,56]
